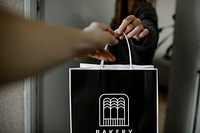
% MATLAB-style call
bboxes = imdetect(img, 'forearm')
[0,8,96,83]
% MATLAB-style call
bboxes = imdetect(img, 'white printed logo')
[99,93,129,127]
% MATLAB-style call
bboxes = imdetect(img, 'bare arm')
[0,8,118,84]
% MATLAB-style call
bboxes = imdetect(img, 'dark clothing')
[109,4,159,65]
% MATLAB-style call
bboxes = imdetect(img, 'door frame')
[24,0,39,132]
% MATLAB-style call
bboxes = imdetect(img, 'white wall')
[40,0,115,27]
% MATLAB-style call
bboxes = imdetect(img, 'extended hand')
[76,22,118,62]
[115,15,149,41]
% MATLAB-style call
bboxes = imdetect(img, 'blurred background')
[1,0,200,133]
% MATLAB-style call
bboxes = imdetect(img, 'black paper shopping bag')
[69,34,158,133]
[69,64,158,133]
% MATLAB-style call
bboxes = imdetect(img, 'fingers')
[85,22,115,36]
[81,22,118,62]
[75,49,116,62]
[115,15,149,41]
[95,22,118,45]
[84,22,118,45]
[98,23,116,36]
[88,49,116,62]
[117,15,137,35]
[137,28,149,40]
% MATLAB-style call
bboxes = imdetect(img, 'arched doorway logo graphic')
[99,94,129,127]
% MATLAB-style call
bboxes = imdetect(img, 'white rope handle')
[123,32,133,68]
[100,33,133,69]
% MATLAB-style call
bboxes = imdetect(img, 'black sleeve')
[108,4,159,65]
[129,4,159,64]
[133,3,159,51]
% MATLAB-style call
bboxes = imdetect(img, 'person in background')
[0,7,118,85]
[110,0,159,64]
